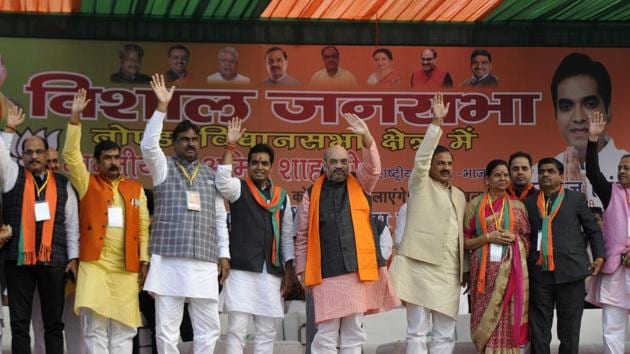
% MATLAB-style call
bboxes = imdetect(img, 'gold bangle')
[5,126,15,133]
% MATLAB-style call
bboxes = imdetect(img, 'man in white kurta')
[389,94,467,354]
[216,121,295,354]
[140,74,230,354]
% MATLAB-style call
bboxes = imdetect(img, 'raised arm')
[408,93,449,191]
[586,111,612,208]
[63,89,92,198]
[0,106,24,191]
[215,117,246,203]
[140,74,175,187]
[221,117,246,166]
[343,112,380,194]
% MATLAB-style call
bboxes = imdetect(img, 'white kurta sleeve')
[0,131,18,192]
[215,193,230,259]
[394,203,407,248]
[215,165,241,203]
[64,182,80,260]
[379,225,393,260]
[281,196,294,264]
[140,110,169,187]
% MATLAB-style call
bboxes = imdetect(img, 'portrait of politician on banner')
[1,39,630,230]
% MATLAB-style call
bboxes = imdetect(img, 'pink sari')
[464,194,531,353]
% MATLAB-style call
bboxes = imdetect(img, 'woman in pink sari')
[464,159,530,353]
[366,48,401,87]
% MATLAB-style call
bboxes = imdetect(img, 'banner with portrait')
[1,38,628,226]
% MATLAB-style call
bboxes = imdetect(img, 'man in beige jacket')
[390,93,467,354]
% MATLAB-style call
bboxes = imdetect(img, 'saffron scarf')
[245,176,287,267]
[305,174,378,286]
[19,169,57,265]
[474,193,528,346]
[536,187,565,271]
[507,183,534,201]
[475,193,514,293]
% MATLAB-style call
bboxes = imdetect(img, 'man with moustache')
[207,47,251,84]
[390,93,468,354]
[410,48,453,89]
[63,89,150,352]
[31,144,86,354]
[217,120,295,354]
[585,112,630,353]
[524,157,605,354]
[507,151,537,201]
[110,44,151,84]
[165,44,192,86]
[0,106,79,354]
[140,74,230,354]
[262,47,301,86]
[549,53,627,208]
[295,113,399,354]
[309,46,358,89]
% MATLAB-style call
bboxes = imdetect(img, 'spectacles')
[23,149,46,156]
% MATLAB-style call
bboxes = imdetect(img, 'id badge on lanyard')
[186,190,201,211]
[34,201,51,222]
[490,244,503,262]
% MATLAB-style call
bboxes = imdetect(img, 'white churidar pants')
[224,311,278,354]
[154,295,220,354]
[602,304,629,354]
[405,303,456,354]
[81,308,136,354]
[311,313,366,354]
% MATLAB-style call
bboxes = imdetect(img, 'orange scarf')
[475,193,515,293]
[19,170,57,265]
[244,176,287,267]
[304,174,378,286]
[536,187,565,271]
[508,183,534,201]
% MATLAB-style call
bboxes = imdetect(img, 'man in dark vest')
[216,118,295,354]
[294,113,399,354]
[0,106,79,354]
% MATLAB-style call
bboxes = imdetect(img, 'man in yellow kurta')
[63,89,150,353]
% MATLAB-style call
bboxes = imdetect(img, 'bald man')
[47,148,60,172]
[295,113,399,354]
[410,48,453,89]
